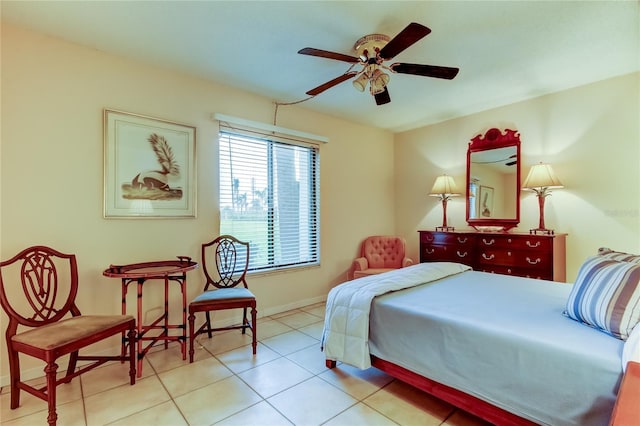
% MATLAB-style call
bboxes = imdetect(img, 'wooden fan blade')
[374,87,391,105]
[378,22,431,60]
[391,63,459,80]
[305,72,358,96]
[298,47,360,63]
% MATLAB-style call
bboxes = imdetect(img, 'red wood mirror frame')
[466,128,521,231]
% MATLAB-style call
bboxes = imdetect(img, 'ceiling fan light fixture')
[371,68,390,88]
[352,73,368,92]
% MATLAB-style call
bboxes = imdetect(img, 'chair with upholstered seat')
[352,236,414,279]
[188,235,257,362]
[0,246,136,426]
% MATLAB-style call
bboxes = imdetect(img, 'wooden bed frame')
[325,357,535,425]
[326,358,637,425]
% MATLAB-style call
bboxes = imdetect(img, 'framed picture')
[104,109,196,218]
[479,186,494,218]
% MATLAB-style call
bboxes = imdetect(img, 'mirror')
[466,128,521,231]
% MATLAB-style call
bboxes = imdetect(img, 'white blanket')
[321,262,471,369]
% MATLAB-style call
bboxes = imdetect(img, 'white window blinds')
[219,127,320,272]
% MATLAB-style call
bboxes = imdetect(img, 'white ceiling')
[2,1,639,132]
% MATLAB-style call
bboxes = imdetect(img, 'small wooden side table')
[103,257,198,377]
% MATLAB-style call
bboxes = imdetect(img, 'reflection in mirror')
[466,128,521,231]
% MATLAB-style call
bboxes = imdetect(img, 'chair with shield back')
[188,235,257,362]
[0,245,136,426]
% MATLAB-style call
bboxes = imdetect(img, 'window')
[219,129,320,273]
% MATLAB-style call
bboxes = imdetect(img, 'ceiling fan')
[298,22,459,106]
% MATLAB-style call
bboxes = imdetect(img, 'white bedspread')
[321,262,471,369]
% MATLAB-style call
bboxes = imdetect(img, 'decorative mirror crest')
[466,128,521,231]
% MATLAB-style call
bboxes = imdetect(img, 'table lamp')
[429,175,460,231]
[522,162,563,235]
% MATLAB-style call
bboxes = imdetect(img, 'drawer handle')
[426,235,434,242]
[456,251,468,258]
[425,248,434,254]
[482,238,495,245]
[482,253,495,260]
[526,241,541,248]
[526,257,541,265]
[457,237,468,243]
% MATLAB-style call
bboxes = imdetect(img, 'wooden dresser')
[419,230,567,281]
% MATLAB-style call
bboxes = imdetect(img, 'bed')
[322,258,640,426]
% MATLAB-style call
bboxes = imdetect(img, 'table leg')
[136,279,144,377]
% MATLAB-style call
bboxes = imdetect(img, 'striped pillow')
[597,247,640,264]
[565,256,640,340]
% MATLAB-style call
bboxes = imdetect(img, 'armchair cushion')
[352,236,413,279]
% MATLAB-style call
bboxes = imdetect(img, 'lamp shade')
[429,175,460,197]
[522,163,564,190]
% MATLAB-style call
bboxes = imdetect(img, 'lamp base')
[436,226,455,232]
[529,228,554,235]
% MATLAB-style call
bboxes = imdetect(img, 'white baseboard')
[0,296,326,387]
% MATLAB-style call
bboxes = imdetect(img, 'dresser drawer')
[476,265,552,280]
[477,248,552,269]
[423,244,474,265]
[477,235,552,251]
[420,232,474,247]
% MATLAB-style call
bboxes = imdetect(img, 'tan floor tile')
[267,376,357,425]
[323,401,398,426]
[443,410,493,426]
[319,363,394,400]
[237,357,313,398]
[299,303,326,319]
[80,358,151,397]
[214,400,293,425]
[216,342,281,374]
[258,318,295,339]
[1,398,85,426]
[196,329,254,355]
[297,321,324,340]
[145,341,203,373]
[84,375,170,425]
[269,309,303,320]
[159,356,233,398]
[364,380,455,426]
[260,330,318,355]
[284,343,328,375]
[108,400,188,426]
[174,375,262,425]
[274,311,323,329]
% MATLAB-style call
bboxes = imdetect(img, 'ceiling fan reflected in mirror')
[298,22,459,105]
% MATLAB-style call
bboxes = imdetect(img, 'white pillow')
[622,323,640,372]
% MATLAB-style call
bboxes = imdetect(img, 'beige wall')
[395,72,640,281]
[0,23,395,382]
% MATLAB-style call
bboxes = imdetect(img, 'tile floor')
[1,303,491,425]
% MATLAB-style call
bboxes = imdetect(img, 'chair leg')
[44,362,58,426]
[251,306,257,355]
[241,307,248,334]
[127,326,136,385]
[205,312,213,338]
[63,351,79,384]
[188,311,196,363]
[7,344,21,409]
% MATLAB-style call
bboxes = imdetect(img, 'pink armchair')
[352,236,414,279]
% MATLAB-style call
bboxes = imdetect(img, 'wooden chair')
[188,235,257,362]
[0,246,136,426]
